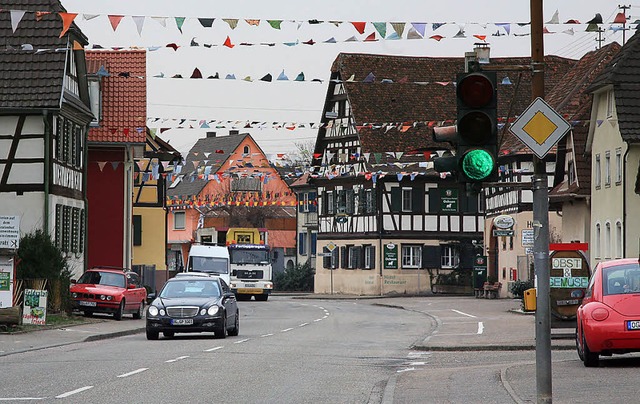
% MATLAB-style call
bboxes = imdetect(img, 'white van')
[186,245,231,285]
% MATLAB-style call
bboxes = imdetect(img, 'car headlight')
[148,306,159,316]
[107,296,113,301]
[72,292,78,298]
[230,283,237,288]
[160,309,166,316]
[207,306,219,316]
[100,295,106,300]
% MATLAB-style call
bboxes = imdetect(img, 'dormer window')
[88,77,102,126]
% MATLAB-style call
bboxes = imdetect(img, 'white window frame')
[401,187,412,212]
[441,245,459,268]
[605,222,611,259]
[616,221,623,259]
[595,223,601,259]
[604,151,611,186]
[348,245,359,269]
[364,245,374,269]
[302,192,310,213]
[326,191,335,215]
[401,245,421,269]
[606,90,615,119]
[173,211,186,230]
[595,154,601,188]
[615,148,622,184]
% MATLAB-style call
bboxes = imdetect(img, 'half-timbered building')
[0,1,93,277]
[311,53,577,296]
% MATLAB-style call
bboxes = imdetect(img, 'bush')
[435,267,472,286]
[509,279,534,298]
[273,261,314,292]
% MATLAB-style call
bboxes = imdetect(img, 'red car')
[576,258,640,366]
[70,267,147,320]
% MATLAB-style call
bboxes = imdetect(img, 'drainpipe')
[377,178,383,296]
[623,145,629,257]
[43,111,50,235]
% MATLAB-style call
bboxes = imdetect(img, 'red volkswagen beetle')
[70,267,147,320]
[576,258,640,366]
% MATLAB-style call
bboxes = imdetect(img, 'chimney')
[229,130,239,136]
[206,132,216,138]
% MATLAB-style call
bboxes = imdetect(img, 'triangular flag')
[407,27,423,39]
[390,22,405,37]
[224,19,238,29]
[260,73,272,82]
[223,36,234,48]
[363,72,375,83]
[97,161,107,171]
[364,32,377,41]
[351,22,366,34]
[111,162,120,171]
[267,20,282,29]
[430,35,444,41]
[496,23,511,35]
[277,70,289,80]
[453,27,466,38]
[473,34,487,41]
[432,22,445,31]
[373,22,387,38]
[10,10,26,33]
[151,16,167,27]
[386,32,400,40]
[190,68,202,79]
[324,37,337,43]
[546,9,560,24]
[175,17,186,33]
[245,19,260,26]
[58,13,77,38]
[83,14,99,21]
[108,15,124,31]
[198,18,215,28]
[410,23,427,37]
[35,11,51,21]
[295,72,305,81]
[132,16,145,36]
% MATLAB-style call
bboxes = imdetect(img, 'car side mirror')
[223,292,235,299]
[70,279,77,284]
[147,292,156,304]
[128,283,136,289]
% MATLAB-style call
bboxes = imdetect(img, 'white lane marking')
[299,322,308,327]
[477,321,485,335]
[55,386,93,398]
[314,318,323,322]
[318,306,325,310]
[234,339,249,344]
[281,327,293,332]
[407,351,431,357]
[0,397,46,401]
[322,315,328,319]
[408,362,426,366]
[397,367,415,373]
[205,346,223,352]
[260,333,273,337]
[451,309,477,318]
[165,356,189,363]
[116,368,148,378]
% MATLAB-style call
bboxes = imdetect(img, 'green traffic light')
[460,149,495,181]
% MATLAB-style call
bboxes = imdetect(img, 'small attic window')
[243,145,250,154]
[606,90,615,119]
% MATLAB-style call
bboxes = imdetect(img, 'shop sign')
[440,189,458,213]
[384,243,398,269]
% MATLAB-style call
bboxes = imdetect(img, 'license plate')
[78,301,97,307]
[556,299,579,306]
[627,320,640,330]
[171,318,193,325]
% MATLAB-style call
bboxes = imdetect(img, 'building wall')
[561,200,590,248]
[87,148,126,269]
[132,206,166,270]
[624,144,640,260]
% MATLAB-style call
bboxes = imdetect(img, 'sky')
[59,0,627,158]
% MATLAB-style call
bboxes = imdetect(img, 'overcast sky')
[60,0,626,157]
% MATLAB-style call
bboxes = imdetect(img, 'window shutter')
[370,189,377,213]
[298,233,305,255]
[311,233,317,255]
[428,188,440,213]
[133,215,142,246]
[459,242,475,269]
[356,246,363,269]
[323,246,331,268]
[391,187,401,212]
[340,246,347,269]
[322,191,328,215]
[357,189,365,214]
[462,192,478,213]
[422,245,440,269]
[332,247,339,269]
[298,194,303,213]
[309,191,317,213]
[55,204,62,248]
[346,189,355,214]
[370,245,376,269]
[412,185,424,213]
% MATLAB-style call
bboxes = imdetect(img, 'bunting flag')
[108,15,124,31]
[10,10,26,32]
[58,12,77,38]
[132,16,145,35]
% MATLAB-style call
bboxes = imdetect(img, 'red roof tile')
[86,50,146,144]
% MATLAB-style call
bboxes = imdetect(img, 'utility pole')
[618,5,631,44]
[530,0,552,403]
[595,27,605,49]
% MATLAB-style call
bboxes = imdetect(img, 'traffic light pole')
[530,0,552,403]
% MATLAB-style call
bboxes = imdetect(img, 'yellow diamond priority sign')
[509,97,571,159]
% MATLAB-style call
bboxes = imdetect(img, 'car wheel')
[255,294,268,301]
[114,300,124,321]
[146,329,159,340]
[575,327,585,361]
[163,331,175,338]
[133,302,144,320]
[215,315,227,339]
[228,310,240,336]
[581,330,599,367]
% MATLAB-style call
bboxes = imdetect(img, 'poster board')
[22,289,48,325]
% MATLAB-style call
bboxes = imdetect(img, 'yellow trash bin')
[523,288,536,312]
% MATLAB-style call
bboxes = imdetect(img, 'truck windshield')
[188,256,229,274]
[230,249,270,265]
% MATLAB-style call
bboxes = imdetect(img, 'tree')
[16,230,70,281]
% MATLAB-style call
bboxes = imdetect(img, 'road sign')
[326,241,337,252]
[509,97,571,159]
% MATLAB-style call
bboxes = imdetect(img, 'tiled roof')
[548,43,621,199]
[329,53,576,156]
[268,230,296,249]
[0,0,87,110]
[86,50,146,144]
[589,30,640,143]
[167,133,247,198]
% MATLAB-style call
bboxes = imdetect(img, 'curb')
[84,327,145,342]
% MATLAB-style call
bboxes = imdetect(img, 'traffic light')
[456,71,498,183]
[432,71,498,184]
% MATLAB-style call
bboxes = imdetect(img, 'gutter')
[623,145,629,257]
[43,111,50,235]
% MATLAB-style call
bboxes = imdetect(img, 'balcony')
[303,212,318,229]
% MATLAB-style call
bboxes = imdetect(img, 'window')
[616,221,623,259]
[604,151,611,186]
[347,245,362,269]
[174,211,186,230]
[606,90,615,119]
[364,189,375,213]
[605,222,611,259]
[401,245,422,268]
[615,148,622,184]
[364,245,376,269]
[243,145,250,154]
[441,245,460,268]
[326,191,335,215]
[133,215,142,246]
[301,193,310,213]
[88,78,101,126]
[568,160,576,184]
[298,233,307,255]
[402,188,412,212]
[595,154,601,188]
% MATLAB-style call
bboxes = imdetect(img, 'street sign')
[522,229,534,247]
[326,242,337,252]
[493,229,514,237]
[509,97,571,159]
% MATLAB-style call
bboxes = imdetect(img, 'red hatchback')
[70,268,147,320]
[576,258,640,366]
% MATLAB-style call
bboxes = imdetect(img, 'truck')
[185,244,231,285]
[226,228,273,301]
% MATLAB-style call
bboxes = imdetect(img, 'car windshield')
[159,280,221,298]
[603,263,640,295]
[230,249,270,265]
[77,271,125,288]
[188,256,228,274]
